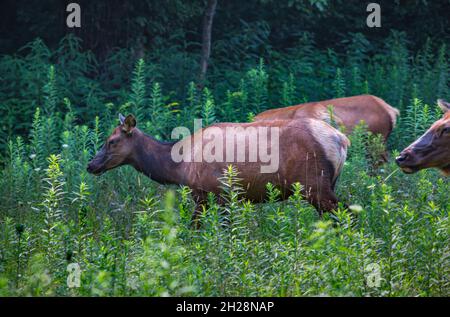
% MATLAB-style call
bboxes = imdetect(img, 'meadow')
[0,33,449,297]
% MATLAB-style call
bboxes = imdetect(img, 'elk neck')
[129,130,184,185]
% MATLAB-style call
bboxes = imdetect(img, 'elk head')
[396,99,450,176]
[87,114,138,175]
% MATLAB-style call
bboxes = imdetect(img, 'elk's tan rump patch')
[306,119,349,184]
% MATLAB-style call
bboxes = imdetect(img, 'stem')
[16,233,21,289]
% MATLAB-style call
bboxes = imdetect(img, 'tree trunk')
[199,0,218,87]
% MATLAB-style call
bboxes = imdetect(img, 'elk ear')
[122,114,137,134]
[119,113,126,125]
[437,99,450,113]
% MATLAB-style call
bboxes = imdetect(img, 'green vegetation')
[0,1,449,297]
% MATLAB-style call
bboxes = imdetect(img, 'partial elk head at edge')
[396,99,450,176]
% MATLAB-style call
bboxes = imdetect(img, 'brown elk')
[254,95,399,161]
[87,114,350,221]
[396,99,450,176]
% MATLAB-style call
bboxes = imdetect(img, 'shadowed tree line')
[1,1,449,58]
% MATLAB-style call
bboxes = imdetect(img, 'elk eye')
[108,139,118,146]
[443,127,450,135]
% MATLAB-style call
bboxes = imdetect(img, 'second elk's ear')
[437,99,450,113]
[122,114,137,134]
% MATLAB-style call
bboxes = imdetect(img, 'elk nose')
[395,152,409,165]
[87,163,93,173]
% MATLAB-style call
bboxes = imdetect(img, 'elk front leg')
[307,189,340,216]
[191,191,207,229]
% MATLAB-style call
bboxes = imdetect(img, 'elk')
[87,114,350,221]
[254,95,400,161]
[396,99,450,176]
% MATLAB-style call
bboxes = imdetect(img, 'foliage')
[1,31,449,157]
[0,66,448,295]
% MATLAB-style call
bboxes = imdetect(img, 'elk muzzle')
[87,146,108,175]
[395,150,418,174]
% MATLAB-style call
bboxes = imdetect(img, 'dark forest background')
[2,1,450,56]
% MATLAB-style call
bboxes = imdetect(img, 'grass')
[0,118,448,296]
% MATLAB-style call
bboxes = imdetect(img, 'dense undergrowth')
[1,32,449,155]
[0,34,449,296]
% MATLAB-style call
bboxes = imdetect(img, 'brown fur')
[254,95,400,141]
[396,100,450,176]
[87,115,349,221]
